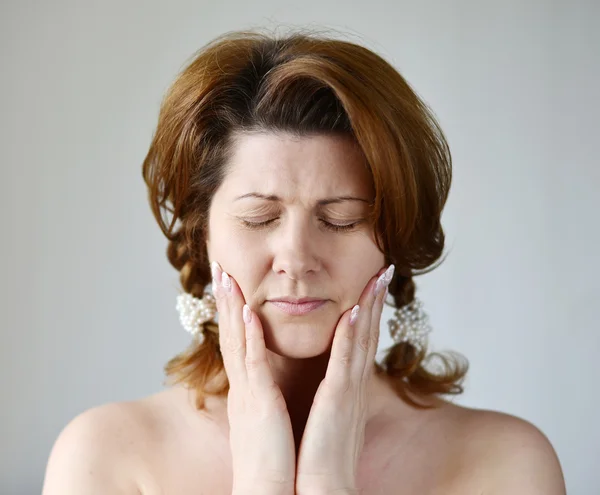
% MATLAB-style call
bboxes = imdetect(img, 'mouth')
[268,300,328,315]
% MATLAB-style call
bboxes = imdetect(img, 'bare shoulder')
[446,404,567,495]
[42,400,151,494]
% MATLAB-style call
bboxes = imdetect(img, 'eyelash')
[241,218,360,232]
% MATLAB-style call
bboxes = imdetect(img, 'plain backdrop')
[1,0,598,493]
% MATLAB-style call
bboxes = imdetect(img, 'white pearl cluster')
[386,297,432,353]
[175,291,216,341]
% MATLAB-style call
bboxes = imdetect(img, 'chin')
[267,342,332,359]
[259,315,336,359]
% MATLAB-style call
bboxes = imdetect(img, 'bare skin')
[41,132,566,495]
[120,132,562,494]
[57,370,559,495]
[125,380,481,494]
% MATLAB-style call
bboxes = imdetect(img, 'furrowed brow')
[234,192,372,206]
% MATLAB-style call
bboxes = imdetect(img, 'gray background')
[1,0,598,493]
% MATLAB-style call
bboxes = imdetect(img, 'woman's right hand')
[211,261,296,495]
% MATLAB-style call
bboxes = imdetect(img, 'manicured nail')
[374,264,394,296]
[221,271,232,292]
[384,264,395,282]
[349,304,360,326]
[243,304,252,324]
[210,261,221,286]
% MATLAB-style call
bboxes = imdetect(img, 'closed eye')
[241,218,360,233]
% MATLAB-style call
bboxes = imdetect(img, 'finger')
[350,266,390,379]
[325,304,357,391]
[243,304,280,401]
[211,261,229,347]
[363,279,388,381]
[325,267,388,390]
[211,261,248,390]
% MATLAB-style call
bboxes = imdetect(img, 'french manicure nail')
[374,265,394,296]
[384,264,395,282]
[221,271,232,292]
[243,304,252,324]
[349,304,360,326]
[210,261,221,286]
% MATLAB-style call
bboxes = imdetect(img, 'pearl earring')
[386,297,432,353]
[175,287,216,341]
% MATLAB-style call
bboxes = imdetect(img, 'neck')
[264,349,391,449]
[178,353,397,452]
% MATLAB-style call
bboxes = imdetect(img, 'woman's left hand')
[295,264,395,494]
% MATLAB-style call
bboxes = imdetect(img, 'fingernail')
[384,264,395,282]
[243,304,252,324]
[221,271,232,292]
[374,264,394,296]
[349,304,360,326]
[242,304,252,325]
[210,261,221,286]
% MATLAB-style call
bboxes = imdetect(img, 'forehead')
[221,132,373,202]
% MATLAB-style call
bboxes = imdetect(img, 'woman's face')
[206,131,386,358]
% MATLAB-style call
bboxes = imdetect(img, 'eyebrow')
[234,192,373,206]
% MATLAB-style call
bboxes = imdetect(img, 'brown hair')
[142,28,468,410]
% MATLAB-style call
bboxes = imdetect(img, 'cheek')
[333,267,369,304]
[335,243,385,298]
[207,222,257,261]
[208,232,264,298]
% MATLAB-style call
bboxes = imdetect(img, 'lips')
[268,299,327,315]
[269,297,325,304]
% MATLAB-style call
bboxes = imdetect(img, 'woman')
[43,29,566,494]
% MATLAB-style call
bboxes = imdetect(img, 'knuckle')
[225,335,244,355]
[342,328,354,344]
[339,350,352,367]
[357,333,370,352]
[245,354,265,371]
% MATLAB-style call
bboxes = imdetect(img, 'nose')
[270,215,322,280]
